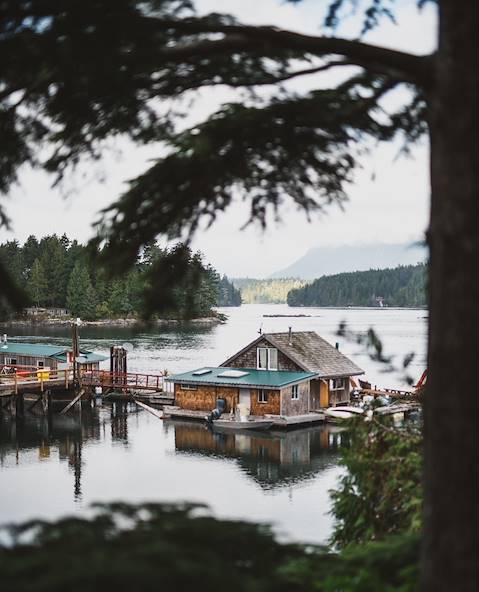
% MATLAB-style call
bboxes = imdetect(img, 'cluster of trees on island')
[287,263,427,308]
[0,235,241,320]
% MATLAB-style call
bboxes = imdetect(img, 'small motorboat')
[212,418,274,431]
[325,406,365,423]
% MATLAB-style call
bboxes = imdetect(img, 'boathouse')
[169,366,317,417]
[0,341,107,372]
[221,331,364,409]
[167,330,363,418]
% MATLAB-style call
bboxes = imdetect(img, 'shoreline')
[0,315,226,328]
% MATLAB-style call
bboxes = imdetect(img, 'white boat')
[325,406,365,423]
[212,418,274,431]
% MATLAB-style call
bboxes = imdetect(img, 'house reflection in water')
[169,421,347,489]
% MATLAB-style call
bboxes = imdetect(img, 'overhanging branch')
[149,17,434,88]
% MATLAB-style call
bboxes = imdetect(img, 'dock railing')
[79,369,171,393]
[0,367,74,394]
[0,366,171,395]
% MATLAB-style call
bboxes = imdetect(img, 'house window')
[330,378,345,390]
[257,348,278,370]
[268,348,278,370]
[6,357,17,366]
[292,385,299,400]
[258,389,268,403]
[181,384,197,391]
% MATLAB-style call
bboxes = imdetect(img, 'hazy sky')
[0,0,437,277]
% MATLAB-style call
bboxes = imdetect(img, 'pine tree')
[28,258,48,307]
[66,261,96,319]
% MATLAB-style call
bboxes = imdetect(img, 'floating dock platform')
[163,405,325,428]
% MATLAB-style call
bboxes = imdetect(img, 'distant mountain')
[270,243,426,280]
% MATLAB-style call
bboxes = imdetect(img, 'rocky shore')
[0,313,227,328]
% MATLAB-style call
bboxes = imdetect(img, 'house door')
[239,388,251,416]
[320,380,329,408]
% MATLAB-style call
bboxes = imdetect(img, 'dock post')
[16,392,24,418]
[42,392,49,414]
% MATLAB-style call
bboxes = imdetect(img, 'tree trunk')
[423,2,479,590]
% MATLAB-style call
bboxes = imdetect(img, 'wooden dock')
[163,406,325,428]
[0,367,172,417]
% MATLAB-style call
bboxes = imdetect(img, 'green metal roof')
[166,367,318,389]
[0,342,107,363]
[55,351,108,363]
[0,342,66,357]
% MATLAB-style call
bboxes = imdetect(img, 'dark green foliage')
[0,235,229,320]
[217,275,242,306]
[330,419,422,549]
[0,502,419,592]
[287,263,427,308]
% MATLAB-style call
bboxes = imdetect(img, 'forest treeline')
[232,278,305,304]
[0,235,241,320]
[287,264,427,308]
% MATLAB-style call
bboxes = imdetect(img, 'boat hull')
[212,419,274,431]
[325,406,364,423]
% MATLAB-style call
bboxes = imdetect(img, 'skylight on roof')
[218,370,249,378]
[193,369,212,376]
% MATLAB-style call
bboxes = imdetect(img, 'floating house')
[0,340,107,372]
[167,330,363,421]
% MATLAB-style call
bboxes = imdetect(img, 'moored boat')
[324,406,365,423]
[212,418,274,431]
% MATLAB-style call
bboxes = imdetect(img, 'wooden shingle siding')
[226,338,303,372]
[281,382,309,416]
[250,388,281,415]
[174,384,238,412]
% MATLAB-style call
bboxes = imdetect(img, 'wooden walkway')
[0,368,170,397]
[0,370,73,397]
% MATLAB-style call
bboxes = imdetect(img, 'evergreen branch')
[146,17,434,87]
[185,60,358,89]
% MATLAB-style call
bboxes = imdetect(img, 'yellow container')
[37,370,50,380]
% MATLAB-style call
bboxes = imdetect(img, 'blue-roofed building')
[0,338,107,372]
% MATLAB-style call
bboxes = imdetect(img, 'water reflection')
[0,401,133,502]
[170,421,347,490]
[1,404,346,503]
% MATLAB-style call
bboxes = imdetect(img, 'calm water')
[0,304,427,544]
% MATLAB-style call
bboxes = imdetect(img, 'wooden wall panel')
[175,384,238,412]
[281,381,309,416]
[250,388,281,415]
[310,379,321,410]
[0,353,57,370]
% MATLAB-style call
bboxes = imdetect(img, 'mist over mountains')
[270,243,426,280]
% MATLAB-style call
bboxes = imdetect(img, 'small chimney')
[335,342,339,350]
[288,327,293,345]
[2,334,7,344]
